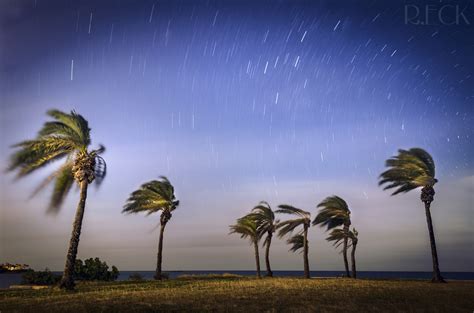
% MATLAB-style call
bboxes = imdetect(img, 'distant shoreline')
[0,270,28,274]
[1,270,473,289]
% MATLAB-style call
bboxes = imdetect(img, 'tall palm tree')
[326,227,359,279]
[123,176,179,280]
[379,148,445,283]
[313,196,352,277]
[8,109,106,290]
[248,201,279,277]
[229,215,262,278]
[276,205,311,279]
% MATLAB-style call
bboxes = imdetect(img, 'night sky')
[1,0,473,272]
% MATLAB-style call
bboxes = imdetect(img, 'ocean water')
[1,271,473,289]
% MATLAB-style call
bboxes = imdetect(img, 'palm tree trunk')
[155,222,167,280]
[303,224,310,279]
[351,241,357,279]
[423,201,445,283]
[59,180,88,290]
[265,233,273,277]
[254,239,261,278]
[343,224,351,278]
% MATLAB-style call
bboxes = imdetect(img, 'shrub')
[21,269,61,285]
[128,273,144,281]
[177,273,243,280]
[74,257,119,281]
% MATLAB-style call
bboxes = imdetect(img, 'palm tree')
[379,148,445,283]
[7,109,106,290]
[123,176,179,280]
[229,215,262,278]
[326,227,359,279]
[276,205,311,279]
[313,196,352,277]
[248,201,279,277]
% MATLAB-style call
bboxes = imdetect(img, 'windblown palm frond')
[313,195,351,229]
[287,234,304,253]
[379,148,437,195]
[247,201,278,246]
[229,215,259,243]
[326,228,358,250]
[8,109,106,212]
[277,205,310,218]
[123,176,179,215]
[90,145,106,186]
[276,205,310,238]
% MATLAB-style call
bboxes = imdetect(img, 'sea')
[1,271,473,289]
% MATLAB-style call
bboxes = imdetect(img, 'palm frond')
[123,177,179,216]
[7,109,105,213]
[276,218,306,238]
[9,137,76,177]
[94,155,107,186]
[46,109,91,146]
[287,234,304,253]
[276,204,310,219]
[379,148,437,195]
[313,195,351,229]
[249,201,277,239]
[276,204,310,238]
[229,215,259,243]
[48,162,75,213]
[326,228,358,251]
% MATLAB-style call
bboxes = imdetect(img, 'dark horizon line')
[32,269,474,273]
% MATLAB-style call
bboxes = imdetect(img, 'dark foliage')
[74,258,119,281]
[21,269,61,285]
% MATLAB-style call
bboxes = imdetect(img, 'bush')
[177,273,243,280]
[74,258,119,281]
[128,273,144,281]
[21,269,61,285]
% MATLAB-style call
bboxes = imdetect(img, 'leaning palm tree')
[276,205,311,279]
[379,148,445,283]
[247,201,279,277]
[314,196,352,277]
[229,215,262,278]
[123,176,179,280]
[326,227,359,279]
[7,109,106,290]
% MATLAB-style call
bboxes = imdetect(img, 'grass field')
[1,276,473,312]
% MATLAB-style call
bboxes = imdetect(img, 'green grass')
[1,277,473,312]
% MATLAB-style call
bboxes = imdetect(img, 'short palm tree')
[276,205,311,278]
[326,227,359,278]
[248,201,279,277]
[379,148,445,283]
[123,176,179,280]
[229,215,262,278]
[313,196,352,277]
[8,109,106,290]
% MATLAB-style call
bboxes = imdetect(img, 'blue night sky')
[0,0,473,271]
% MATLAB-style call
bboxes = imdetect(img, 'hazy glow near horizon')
[0,0,473,272]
